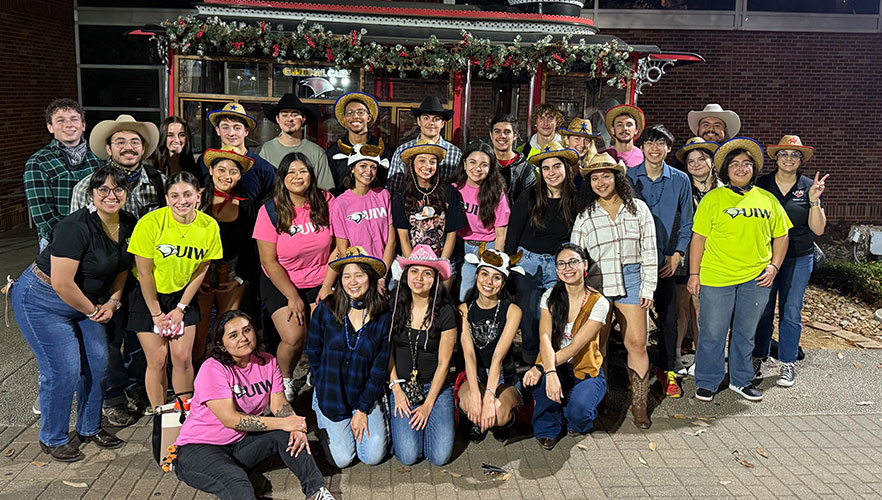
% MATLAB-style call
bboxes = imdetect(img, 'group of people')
[14,92,827,499]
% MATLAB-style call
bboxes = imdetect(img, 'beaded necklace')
[344,308,368,351]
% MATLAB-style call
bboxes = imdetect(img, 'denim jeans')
[312,391,388,468]
[102,323,147,407]
[696,278,771,391]
[389,383,454,466]
[513,247,558,362]
[175,430,326,500]
[753,254,813,363]
[10,268,109,446]
[459,240,495,302]
[531,367,606,439]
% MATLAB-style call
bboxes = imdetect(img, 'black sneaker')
[752,357,764,381]
[102,403,137,427]
[695,387,715,402]
[729,384,763,401]
[777,362,796,387]
[468,424,487,443]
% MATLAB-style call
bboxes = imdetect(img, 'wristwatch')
[809,200,821,207]
[176,302,190,313]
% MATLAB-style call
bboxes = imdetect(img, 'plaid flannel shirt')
[387,136,462,192]
[572,199,658,300]
[70,162,166,219]
[24,139,103,239]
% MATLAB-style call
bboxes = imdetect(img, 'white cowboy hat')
[687,104,741,138]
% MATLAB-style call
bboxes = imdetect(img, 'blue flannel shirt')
[627,162,694,265]
[306,301,392,422]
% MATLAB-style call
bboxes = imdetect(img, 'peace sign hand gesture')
[809,171,829,203]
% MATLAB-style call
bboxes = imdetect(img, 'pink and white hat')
[395,245,451,281]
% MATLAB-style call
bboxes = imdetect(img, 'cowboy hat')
[332,142,389,169]
[335,92,379,128]
[675,136,720,164]
[580,151,626,176]
[713,137,764,172]
[262,93,317,125]
[464,243,525,278]
[400,141,447,165]
[89,114,160,160]
[208,102,257,131]
[604,104,645,138]
[766,135,814,162]
[396,245,451,281]
[202,148,254,174]
[411,96,453,121]
[687,104,741,138]
[329,246,386,277]
[558,118,601,138]
[528,141,580,167]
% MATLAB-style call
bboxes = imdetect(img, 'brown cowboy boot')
[628,368,652,429]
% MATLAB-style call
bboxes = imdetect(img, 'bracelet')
[485,389,496,397]
[234,276,245,287]
[86,306,100,318]
[689,273,699,276]
[769,263,779,271]
[151,312,163,317]
[108,298,122,311]
[545,369,557,376]
[389,379,405,390]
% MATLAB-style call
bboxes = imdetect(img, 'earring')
[87,201,97,213]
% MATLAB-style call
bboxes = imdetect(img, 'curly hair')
[453,141,505,228]
[272,152,330,233]
[209,310,268,367]
[531,104,564,131]
[581,170,638,216]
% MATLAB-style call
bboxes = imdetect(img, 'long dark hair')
[390,264,453,343]
[199,157,247,213]
[529,155,579,228]
[545,243,594,349]
[326,262,388,324]
[680,148,719,202]
[209,310,267,367]
[154,116,197,177]
[273,152,330,234]
[453,141,505,228]
[581,169,638,216]
[403,154,445,215]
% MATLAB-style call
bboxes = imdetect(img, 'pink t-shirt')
[456,182,510,241]
[602,146,644,168]
[175,353,283,447]
[252,192,334,289]
[330,187,391,260]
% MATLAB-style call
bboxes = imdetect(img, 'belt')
[29,263,52,286]
[464,240,489,246]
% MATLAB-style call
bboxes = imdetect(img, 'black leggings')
[175,430,325,500]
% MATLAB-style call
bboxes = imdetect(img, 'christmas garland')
[159,16,634,88]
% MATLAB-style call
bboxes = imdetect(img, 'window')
[598,0,736,9]
[747,0,879,14]
[78,26,160,65]
[81,68,161,108]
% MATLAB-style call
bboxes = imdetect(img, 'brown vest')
[536,291,605,380]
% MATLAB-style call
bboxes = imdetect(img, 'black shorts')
[259,273,321,314]
[127,284,201,332]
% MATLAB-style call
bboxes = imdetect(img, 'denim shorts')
[608,263,642,306]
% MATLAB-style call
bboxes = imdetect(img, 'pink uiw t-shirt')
[330,187,391,260]
[175,353,283,447]
[253,192,335,289]
[456,182,510,241]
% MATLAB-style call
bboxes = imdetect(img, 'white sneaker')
[687,363,696,377]
[310,486,336,500]
[283,378,296,402]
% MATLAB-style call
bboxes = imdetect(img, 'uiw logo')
[157,244,206,260]
[346,206,388,225]
[723,207,771,219]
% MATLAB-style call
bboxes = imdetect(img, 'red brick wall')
[0,0,77,232]
[606,29,882,224]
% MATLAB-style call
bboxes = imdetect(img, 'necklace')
[172,211,196,239]
[467,299,501,350]
[411,168,440,204]
[344,308,368,351]
[564,289,590,342]
[403,306,431,405]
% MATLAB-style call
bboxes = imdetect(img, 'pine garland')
[159,16,634,88]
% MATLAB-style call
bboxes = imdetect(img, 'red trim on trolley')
[168,49,176,116]
[648,53,703,62]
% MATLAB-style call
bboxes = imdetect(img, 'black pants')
[654,275,679,372]
[175,430,325,500]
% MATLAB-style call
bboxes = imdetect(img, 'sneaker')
[695,387,715,402]
[662,371,683,398]
[777,362,796,387]
[32,395,41,416]
[688,363,696,378]
[310,486,336,500]
[729,384,763,401]
[102,403,137,427]
[283,378,296,402]
[468,424,487,443]
[752,357,764,381]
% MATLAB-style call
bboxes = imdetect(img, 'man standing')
[602,104,645,168]
[25,99,103,251]
[687,103,741,143]
[326,92,391,190]
[519,104,563,159]
[489,113,535,203]
[559,117,600,187]
[258,93,334,191]
[387,96,462,192]
[627,124,694,399]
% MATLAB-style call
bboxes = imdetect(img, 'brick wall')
[605,29,882,224]
[0,0,77,232]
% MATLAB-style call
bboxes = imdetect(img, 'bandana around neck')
[108,159,142,185]
[59,139,88,166]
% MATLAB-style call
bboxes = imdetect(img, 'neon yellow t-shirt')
[128,207,223,294]
[692,186,792,287]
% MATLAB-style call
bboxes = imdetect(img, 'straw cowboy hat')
[559,118,601,138]
[332,142,389,169]
[335,91,379,128]
[400,140,447,165]
[604,104,645,138]
[202,147,254,174]
[329,246,387,277]
[262,93,316,126]
[687,104,741,138]
[713,137,764,172]
[580,151,626,176]
[675,136,720,164]
[411,96,454,121]
[766,135,814,162]
[209,102,257,130]
[396,244,451,281]
[89,114,159,160]
[464,244,525,278]
[528,141,580,167]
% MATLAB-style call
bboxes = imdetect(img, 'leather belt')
[29,263,52,286]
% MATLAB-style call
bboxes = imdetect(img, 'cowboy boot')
[628,368,652,429]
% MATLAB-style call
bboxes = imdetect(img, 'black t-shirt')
[467,299,515,381]
[215,199,259,282]
[504,195,572,255]
[36,208,137,302]
[392,303,457,383]
[756,172,821,258]
[392,184,466,257]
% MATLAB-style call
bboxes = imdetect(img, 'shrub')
[810,260,882,307]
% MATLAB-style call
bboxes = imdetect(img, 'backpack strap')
[263,198,279,227]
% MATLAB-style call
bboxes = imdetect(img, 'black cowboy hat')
[411,96,453,121]
[263,93,317,125]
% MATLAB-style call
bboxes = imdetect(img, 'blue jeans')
[103,324,147,407]
[11,268,109,446]
[312,392,388,468]
[389,383,454,466]
[459,240,495,302]
[532,367,606,439]
[514,248,558,362]
[696,278,771,391]
[753,254,812,363]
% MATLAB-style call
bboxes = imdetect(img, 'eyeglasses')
[111,139,142,148]
[777,151,802,159]
[345,109,369,118]
[95,186,126,198]
[642,140,668,149]
[728,161,755,169]
[555,258,584,270]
